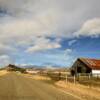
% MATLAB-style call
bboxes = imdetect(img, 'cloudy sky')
[0,0,100,67]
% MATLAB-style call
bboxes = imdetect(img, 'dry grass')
[55,81,100,100]
[23,74,51,81]
[32,75,51,80]
[0,70,8,76]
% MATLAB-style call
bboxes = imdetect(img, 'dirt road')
[0,72,80,100]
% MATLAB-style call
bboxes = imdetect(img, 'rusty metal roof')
[79,58,100,70]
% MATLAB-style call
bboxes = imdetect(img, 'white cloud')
[0,0,100,62]
[75,18,100,37]
[68,40,77,46]
[26,37,61,53]
[0,55,13,67]
[63,49,72,58]
[0,43,16,55]
[64,49,72,53]
[0,0,100,39]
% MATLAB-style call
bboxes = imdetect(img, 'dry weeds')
[55,81,100,100]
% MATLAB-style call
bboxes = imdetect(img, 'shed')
[71,58,100,76]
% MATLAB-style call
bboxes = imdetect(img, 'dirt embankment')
[55,81,100,100]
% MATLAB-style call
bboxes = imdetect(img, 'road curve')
[0,72,79,100]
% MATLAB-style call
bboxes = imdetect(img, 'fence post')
[66,75,68,83]
[74,75,76,84]
[97,74,98,79]
[88,74,91,80]
[58,72,61,80]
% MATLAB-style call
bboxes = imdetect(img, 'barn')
[71,58,100,76]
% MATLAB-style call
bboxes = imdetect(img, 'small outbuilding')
[71,58,100,76]
[26,69,40,74]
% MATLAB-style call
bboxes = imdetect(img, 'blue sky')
[0,0,100,67]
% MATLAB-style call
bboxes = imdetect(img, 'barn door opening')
[77,67,82,73]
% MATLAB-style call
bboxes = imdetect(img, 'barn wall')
[92,70,100,77]
[92,70,100,74]
[71,59,91,75]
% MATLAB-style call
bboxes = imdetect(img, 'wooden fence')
[40,72,100,87]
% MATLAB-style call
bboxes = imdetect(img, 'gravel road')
[0,72,80,100]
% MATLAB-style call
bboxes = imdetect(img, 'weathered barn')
[71,58,100,76]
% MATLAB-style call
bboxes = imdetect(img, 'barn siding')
[71,59,91,76]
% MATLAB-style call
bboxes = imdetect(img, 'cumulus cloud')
[0,0,100,39]
[75,18,100,37]
[26,37,61,53]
